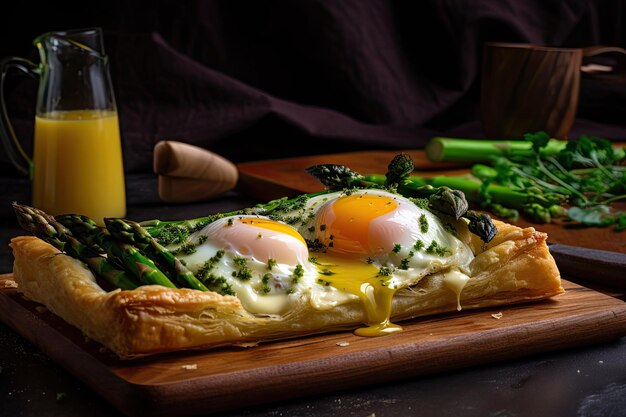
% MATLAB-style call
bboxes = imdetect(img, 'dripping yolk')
[315,194,398,255]
[315,253,402,336]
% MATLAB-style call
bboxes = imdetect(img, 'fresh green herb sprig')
[422,132,626,231]
[472,132,626,230]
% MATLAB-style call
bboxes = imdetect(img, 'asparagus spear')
[12,203,138,290]
[363,173,566,222]
[57,214,177,289]
[105,218,209,291]
[426,136,567,162]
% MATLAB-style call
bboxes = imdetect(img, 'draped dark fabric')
[1,0,625,175]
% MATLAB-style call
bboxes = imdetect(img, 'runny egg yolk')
[203,217,310,268]
[239,218,307,247]
[315,253,402,336]
[316,194,398,255]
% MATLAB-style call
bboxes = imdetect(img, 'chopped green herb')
[425,240,450,257]
[392,243,402,253]
[261,273,272,293]
[194,251,233,295]
[152,224,189,246]
[263,194,310,214]
[291,264,304,285]
[306,238,327,252]
[232,257,253,281]
[198,273,234,296]
[378,266,392,277]
[413,239,425,251]
[197,249,225,278]
[410,197,430,209]
[175,240,197,255]
[419,214,429,233]
[267,258,277,271]
[399,258,410,270]
[283,216,303,225]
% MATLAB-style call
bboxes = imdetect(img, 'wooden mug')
[480,43,626,139]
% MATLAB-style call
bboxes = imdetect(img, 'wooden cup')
[480,43,626,139]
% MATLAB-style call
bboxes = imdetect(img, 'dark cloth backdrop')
[1,0,625,176]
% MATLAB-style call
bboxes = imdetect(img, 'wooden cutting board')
[1,274,625,417]
[236,150,626,253]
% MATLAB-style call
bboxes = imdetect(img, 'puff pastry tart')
[10,189,563,359]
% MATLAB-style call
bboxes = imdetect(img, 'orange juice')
[32,110,126,224]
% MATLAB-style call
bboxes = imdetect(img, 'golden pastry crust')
[10,220,562,359]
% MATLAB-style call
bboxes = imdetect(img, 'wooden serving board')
[236,150,626,253]
[1,274,625,417]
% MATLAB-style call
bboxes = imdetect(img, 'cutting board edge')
[127,303,626,417]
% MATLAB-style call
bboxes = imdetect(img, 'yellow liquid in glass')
[32,110,126,224]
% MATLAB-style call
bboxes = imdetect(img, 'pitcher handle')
[0,57,39,177]
[580,46,626,82]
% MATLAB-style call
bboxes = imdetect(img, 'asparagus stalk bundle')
[55,214,178,289]
[105,218,209,291]
[423,133,626,228]
[12,203,138,290]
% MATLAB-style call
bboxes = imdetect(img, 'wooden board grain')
[1,274,625,417]
[236,150,626,253]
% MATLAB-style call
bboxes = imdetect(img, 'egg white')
[175,215,318,315]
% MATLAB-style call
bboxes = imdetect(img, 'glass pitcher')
[0,27,126,224]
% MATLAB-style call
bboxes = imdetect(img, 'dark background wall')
[1,0,625,176]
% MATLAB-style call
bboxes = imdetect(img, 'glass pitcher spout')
[33,27,117,116]
[34,27,106,62]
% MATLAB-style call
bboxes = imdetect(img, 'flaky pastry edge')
[10,220,563,359]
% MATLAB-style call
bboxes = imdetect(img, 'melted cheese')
[229,281,290,315]
[443,268,471,311]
